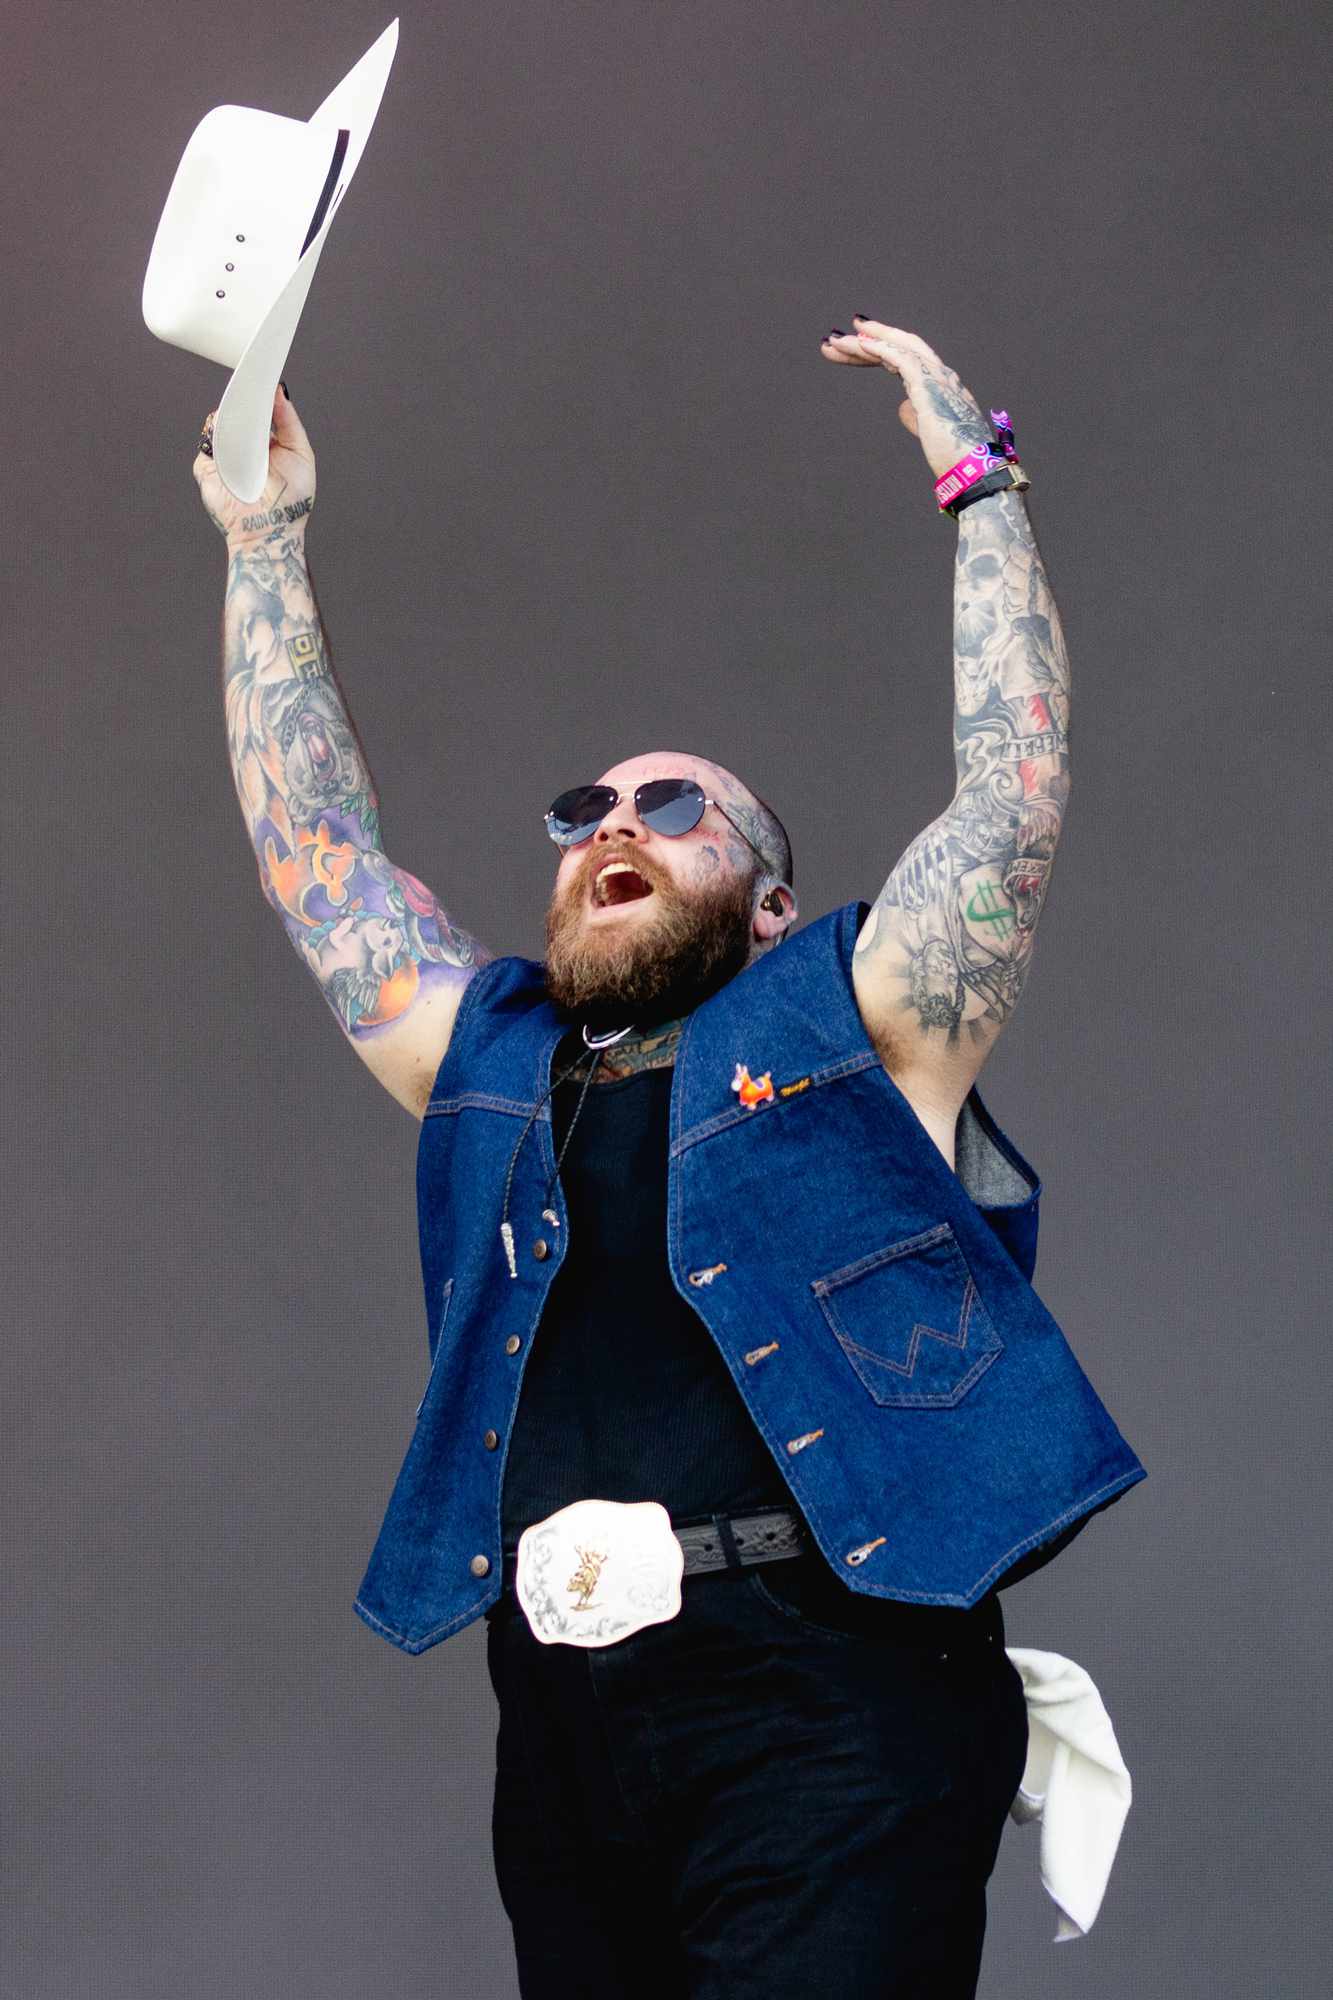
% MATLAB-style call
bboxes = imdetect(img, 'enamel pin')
[731,1062,774,1108]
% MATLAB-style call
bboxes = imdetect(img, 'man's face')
[543,754,764,1027]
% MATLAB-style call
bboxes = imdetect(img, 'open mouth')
[300,714,338,783]
[591,860,654,908]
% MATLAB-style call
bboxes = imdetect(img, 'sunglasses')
[544,778,770,868]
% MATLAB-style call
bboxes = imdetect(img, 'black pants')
[484,1550,1029,1997]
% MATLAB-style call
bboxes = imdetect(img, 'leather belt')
[500,1504,810,1592]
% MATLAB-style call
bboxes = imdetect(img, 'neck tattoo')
[583,1018,684,1081]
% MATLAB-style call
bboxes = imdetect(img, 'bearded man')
[197,320,1144,1999]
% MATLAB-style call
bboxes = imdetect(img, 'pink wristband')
[933,410,1018,512]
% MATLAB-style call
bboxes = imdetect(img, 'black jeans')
[484,1550,1029,1998]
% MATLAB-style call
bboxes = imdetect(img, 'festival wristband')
[934,410,1023,512]
[945,463,1030,516]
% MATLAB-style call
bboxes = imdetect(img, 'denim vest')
[353,901,1146,1655]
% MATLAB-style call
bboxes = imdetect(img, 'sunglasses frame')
[543,779,772,873]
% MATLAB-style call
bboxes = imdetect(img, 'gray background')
[5,0,1328,1993]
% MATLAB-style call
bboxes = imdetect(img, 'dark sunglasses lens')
[636,778,705,835]
[546,785,617,844]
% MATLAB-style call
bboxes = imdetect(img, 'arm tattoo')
[223,532,485,1036]
[857,489,1070,1055]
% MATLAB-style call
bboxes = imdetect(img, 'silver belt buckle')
[514,1498,685,1647]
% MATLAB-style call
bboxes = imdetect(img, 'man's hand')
[194,385,318,546]
[821,318,991,478]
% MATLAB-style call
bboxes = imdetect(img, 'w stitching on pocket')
[811,1223,1003,1409]
[415,1277,455,1418]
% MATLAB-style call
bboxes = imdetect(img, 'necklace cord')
[541,1046,605,1212]
[496,1020,634,1273]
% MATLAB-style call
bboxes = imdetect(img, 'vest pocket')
[812,1223,1003,1408]
[414,1278,455,1419]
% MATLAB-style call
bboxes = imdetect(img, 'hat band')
[300,127,351,258]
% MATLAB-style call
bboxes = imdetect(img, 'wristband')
[934,410,1029,515]
[947,462,1030,515]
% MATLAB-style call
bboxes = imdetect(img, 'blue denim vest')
[354,900,1146,1655]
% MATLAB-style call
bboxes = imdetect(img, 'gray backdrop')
[6,0,1328,1993]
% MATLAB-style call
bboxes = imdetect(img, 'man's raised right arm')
[199,387,492,1119]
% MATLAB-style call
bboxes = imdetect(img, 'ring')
[197,414,215,458]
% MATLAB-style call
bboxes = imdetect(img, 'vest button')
[483,1429,499,1450]
[504,1335,521,1355]
[469,1554,491,1578]
[532,1238,549,1260]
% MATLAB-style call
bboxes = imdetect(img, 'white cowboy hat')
[142,19,399,502]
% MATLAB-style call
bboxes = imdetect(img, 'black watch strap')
[944,461,1030,517]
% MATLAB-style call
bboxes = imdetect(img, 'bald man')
[197,331,1142,1998]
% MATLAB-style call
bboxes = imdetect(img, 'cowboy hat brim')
[210,18,399,502]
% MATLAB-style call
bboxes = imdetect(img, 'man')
[196,320,1143,1997]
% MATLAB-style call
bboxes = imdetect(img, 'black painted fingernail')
[828,327,845,338]
[854,313,872,321]
[280,380,290,399]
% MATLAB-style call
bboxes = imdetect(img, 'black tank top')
[499,1061,793,1541]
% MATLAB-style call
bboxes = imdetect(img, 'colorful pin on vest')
[731,1062,775,1108]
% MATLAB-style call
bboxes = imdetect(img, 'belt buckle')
[514,1498,685,1647]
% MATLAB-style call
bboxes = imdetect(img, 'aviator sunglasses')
[544,778,771,867]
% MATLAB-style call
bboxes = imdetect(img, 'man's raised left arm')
[822,321,1071,1107]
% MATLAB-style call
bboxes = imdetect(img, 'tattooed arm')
[822,323,1069,1118]
[853,483,1068,1084]
[199,387,491,1119]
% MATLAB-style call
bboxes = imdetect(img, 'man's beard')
[543,854,758,1030]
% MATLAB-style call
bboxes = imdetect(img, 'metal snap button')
[469,1554,491,1578]
[483,1429,499,1450]
[504,1335,521,1355]
[532,1238,549,1260]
